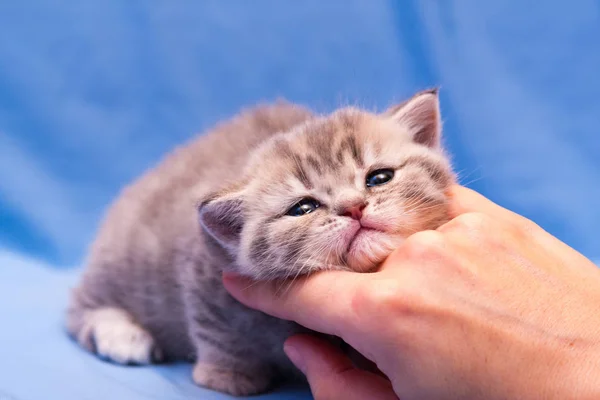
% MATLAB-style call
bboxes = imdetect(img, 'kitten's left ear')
[198,187,246,251]
[385,88,441,148]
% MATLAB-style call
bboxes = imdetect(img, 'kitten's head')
[199,89,455,280]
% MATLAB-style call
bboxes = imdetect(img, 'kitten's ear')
[198,188,246,250]
[385,88,441,148]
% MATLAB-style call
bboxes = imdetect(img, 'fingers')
[443,185,540,240]
[447,185,520,221]
[223,271,368,337]
[441,187,598,277]
[284,334,398,400]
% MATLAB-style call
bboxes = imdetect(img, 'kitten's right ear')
[198,189,246,250]
[384,88,441,148]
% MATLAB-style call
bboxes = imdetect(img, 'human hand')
[224,185,600,400]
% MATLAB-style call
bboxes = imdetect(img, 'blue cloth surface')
[0,1,599,400]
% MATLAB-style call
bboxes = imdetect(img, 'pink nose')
[341,203,366,220]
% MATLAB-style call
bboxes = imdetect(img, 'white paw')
[80,308,162,365]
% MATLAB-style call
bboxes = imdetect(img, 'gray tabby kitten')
[67,89,455,396]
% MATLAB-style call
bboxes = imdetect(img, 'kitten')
[66,89,455,396]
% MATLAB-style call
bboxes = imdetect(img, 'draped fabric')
[0,2,598,399]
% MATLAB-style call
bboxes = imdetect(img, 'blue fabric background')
[0,1,598,399]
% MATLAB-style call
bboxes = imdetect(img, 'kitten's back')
[119,101,313,219]
[97,101,313,249]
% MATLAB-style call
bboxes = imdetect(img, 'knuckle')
[352,279,403,316]
[439,212,498,245]
[512,214,541,238]
[452,212,494,233]
[352,277,424,319]
[400,230,446,261]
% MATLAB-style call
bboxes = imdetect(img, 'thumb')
[284,334,398,400]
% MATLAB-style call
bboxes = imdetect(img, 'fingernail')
[284,342,306,374]
[222,272,240,282]
[222,273,245,291]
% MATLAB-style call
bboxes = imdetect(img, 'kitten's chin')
[346,231,403,273]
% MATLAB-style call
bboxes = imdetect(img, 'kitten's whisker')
[276,241,327,295]
[280,239,332,295]
[456,166,482,186]
[459,176,483,187]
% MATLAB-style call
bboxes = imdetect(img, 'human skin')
[224,185,600,400]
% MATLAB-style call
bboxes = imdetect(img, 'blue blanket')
[0,1,598,399]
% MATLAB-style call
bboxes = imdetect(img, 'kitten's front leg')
[184,286,279,395]
[180,267,285,395]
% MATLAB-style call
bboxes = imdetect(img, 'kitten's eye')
[287,198,321,217]
[366,169,395,187]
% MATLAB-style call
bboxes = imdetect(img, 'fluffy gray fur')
[67,89,455,396]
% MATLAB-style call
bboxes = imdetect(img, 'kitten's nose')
[341,202,366,220]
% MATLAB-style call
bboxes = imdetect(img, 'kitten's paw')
[78,307,163,365]
[192,362,273,396]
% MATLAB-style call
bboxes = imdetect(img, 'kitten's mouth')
[344,223,394,272]
[347,227,377,251]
